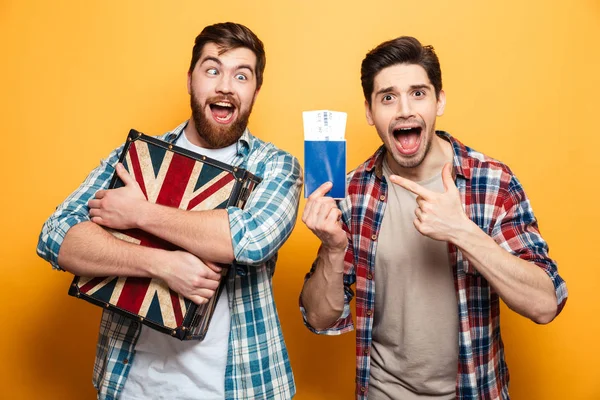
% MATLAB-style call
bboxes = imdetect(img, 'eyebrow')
[409,84,430,91]
[199,56,255,74]
[200,56,222,66]
[236,64,255,74]
[374,84,431,97]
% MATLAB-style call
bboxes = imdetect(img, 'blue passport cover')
[304,140,346,199]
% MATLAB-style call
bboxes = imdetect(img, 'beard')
[386,118,434,170]
[389,133,433,169]
[190,90,253,149]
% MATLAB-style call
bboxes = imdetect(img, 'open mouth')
[209,101,236,124]
[393,126,422,155]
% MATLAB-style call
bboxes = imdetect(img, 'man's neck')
[183,117,210,148]
[387,134,453,182]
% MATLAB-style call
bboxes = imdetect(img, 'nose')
[396,95,414,119]
[215,75,233,94]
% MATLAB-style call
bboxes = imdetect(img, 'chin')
[388,148,426,170]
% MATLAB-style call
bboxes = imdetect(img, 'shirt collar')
[165,120,251,157]
[365,146,387,179]
[436,131,472,179]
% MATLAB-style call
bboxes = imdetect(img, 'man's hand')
[157,251,224,305]
[88,163,147,230]
[301,182,348,329]
[302,182,347,253]
[389,163,471,243]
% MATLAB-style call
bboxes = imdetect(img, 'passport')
[303,110,347,199]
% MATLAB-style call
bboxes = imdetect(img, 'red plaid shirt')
[301,132,568,400]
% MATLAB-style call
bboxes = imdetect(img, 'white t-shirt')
[120,132,238,400]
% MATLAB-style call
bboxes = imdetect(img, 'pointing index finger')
[389,174,433,200]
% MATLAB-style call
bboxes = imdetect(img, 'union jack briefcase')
[68,129,261,340]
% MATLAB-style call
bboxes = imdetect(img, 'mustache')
[390,119,424,130]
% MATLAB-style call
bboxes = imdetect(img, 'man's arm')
[390,163,568,324]
[300,182,351,331]
[87,164,234,263]
[37,145,222,305]
[448,221,558,323]
[89,151,303,265]
[58,221,222,305]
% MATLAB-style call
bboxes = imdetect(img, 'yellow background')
[1,0,598,398]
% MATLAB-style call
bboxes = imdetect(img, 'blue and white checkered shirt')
[37,121,301,399]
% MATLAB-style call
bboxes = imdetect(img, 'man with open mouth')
[37,22,301,400]
[300,36,567,399]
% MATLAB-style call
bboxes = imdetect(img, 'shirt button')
[371,234,377,241]
[366,309,373,316]
[367,273,373,280]
[363,348,369,355]
[360,387,366,393]
[379,195,385,201]
[123,358,129,365]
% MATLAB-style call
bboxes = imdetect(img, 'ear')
[365,100,374,126]
[187,71,192,95]
[251,87,261,107]
[436,89,446,117]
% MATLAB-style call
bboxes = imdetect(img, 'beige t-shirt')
[368,160,459,400]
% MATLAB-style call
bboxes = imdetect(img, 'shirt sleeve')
[227,151,302,265]
[299,196,356,335]
[492,174,568,318]
[36,145,123,270]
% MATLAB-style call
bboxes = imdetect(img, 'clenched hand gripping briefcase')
[68,129,261,340]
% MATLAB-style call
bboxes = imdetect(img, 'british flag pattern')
[72,133,245,335]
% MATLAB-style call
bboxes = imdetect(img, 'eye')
[382,94,394,102]
[235,73,247,81]
[207,68,218,76]
[414,90,425,97]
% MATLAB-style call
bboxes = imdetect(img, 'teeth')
[214,102,233,108]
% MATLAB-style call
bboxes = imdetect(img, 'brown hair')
[361,36,442,106]
[188,22,266,89]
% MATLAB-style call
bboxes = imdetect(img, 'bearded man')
[37,22,301,400]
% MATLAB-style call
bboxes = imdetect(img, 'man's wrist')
[318,245,346,274]
[145,248,169,280]
[135,200,154,230]
[450,218,482,248]
[319,243,346,257]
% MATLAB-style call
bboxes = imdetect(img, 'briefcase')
[68,129,260,340]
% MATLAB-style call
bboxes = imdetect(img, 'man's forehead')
[199,43,257,69]
[373,63,433,90]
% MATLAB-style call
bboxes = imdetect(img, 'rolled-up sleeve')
[228,151,302,265]
[36,146,122,270]
[299,252,356,335]
[493,175,568,318]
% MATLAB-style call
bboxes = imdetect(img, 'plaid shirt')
[301,131,568,400]
[37,121,301,399]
